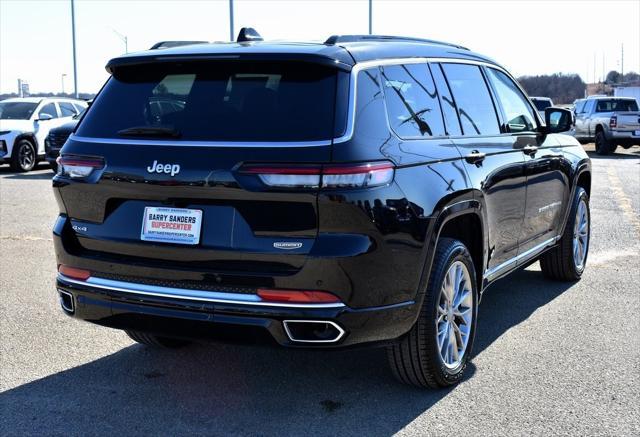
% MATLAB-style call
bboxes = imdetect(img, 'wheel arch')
[12,132,38,156]
[416,199,487,305]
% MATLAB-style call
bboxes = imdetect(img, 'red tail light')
[610,115,617,128]
[58,265,91,280]
[240,161,394,189]
[57,155,104,179]
[257,288,341,303]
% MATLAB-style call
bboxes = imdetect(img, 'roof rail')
[149,40,209,50]
[324,34,468,50]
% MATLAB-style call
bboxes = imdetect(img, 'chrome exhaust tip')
[282,320,345,343]
[58,289,75,313]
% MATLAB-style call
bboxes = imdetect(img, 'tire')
[595,131,612,155]
[540,187,590,281]
[10,139,37,172]
[125,330,190,348]
[387,238,478,388]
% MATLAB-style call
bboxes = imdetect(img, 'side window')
[381,64,446,138]
[59,102,78,117]
[354,68,389,139]
[441,63,500,136]
[485,68,537,133]
[575,100,586,113]
[583,99,595,114]
[38,103,58,119]
[429,63,462,136]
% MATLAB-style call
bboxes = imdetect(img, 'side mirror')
[37,113,53,121]
[544,107,572,133]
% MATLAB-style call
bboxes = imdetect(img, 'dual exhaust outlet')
[57,289,344,343]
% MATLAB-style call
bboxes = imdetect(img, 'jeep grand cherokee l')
[53,31,591,388]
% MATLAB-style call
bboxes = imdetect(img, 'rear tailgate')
[54,59,346,277]
[614,111,640,131]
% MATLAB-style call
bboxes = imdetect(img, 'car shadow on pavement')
[0,266,573,435]
[585,150,640,160]
[0,164,54,179]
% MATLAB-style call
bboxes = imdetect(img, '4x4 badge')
[273,242,303,250]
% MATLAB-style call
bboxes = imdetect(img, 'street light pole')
[111,28,128,54]
[368,0,372,35]
[70,0,78,98]
[229,0,235,41]
[61,74,67,95]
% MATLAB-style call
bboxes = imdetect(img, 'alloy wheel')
[573,198,589,269]
[436,261,473,369]
[19,143,35,170]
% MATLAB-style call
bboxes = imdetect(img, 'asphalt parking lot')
[1,144,639,436]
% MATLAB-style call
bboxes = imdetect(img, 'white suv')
[0,97,88,172]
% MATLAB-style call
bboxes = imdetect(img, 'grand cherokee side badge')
[273,242,303,250]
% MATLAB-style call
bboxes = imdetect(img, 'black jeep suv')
[53,32,591,388]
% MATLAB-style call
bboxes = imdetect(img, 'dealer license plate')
[140,207,202,245]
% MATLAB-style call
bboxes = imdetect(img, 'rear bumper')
[55,273,419,348]
[607,131,640,145]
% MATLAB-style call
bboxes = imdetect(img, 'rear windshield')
[532,99,552,111]
[595,99,639,112]
[77,61,342,142]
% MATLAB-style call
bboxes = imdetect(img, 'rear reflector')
[240,161,394,189]
[58,265,91,281]
[257,289,341,303]
[57,155,104,179]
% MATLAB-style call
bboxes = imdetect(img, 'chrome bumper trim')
[57,274,346,309]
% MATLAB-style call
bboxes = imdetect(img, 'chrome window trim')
[333,57,513,144]
[57,274,346,309]
[484,236,559,281]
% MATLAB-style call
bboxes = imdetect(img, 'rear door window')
[441,63,500,136]
[485,68,537,133]
[595,99,639,112]
[430,63,462,136]
[381,64,446,138]
[59,101,78,117]
[38,103,58,119]
[76,61,342,142]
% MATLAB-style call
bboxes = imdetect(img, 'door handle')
[465,150,486,164]
[523,145,538,155]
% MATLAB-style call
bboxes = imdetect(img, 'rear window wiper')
[117,126,181,138]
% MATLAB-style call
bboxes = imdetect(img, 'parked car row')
[0,97,87,171]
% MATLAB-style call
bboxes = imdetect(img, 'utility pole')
[18,79,23,98]
[61,73,67,94]
[71,0,78,98]
[229,0,234,41]
[368,0,373,35]
[621,43,624,79]
[593,52,596,83]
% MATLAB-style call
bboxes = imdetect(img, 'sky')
[1,0,639,94]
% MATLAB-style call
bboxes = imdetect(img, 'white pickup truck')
[573,96,640,155]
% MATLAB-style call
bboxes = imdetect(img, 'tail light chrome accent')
[239,161,394,189]
[57,155,104,179]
